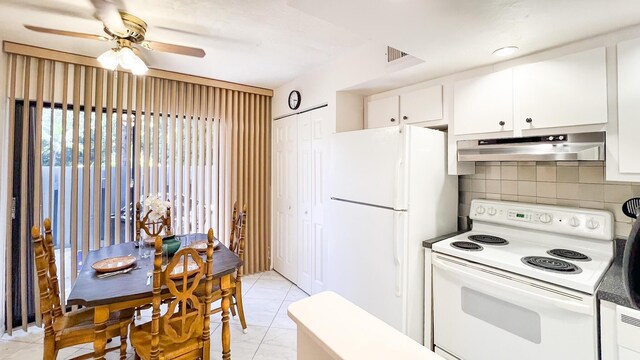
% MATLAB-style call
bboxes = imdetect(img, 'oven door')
[432,253,597,360]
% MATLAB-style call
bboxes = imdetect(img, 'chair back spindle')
[229,203,247,277]
[32,225,55,339]
[43,218,63,319]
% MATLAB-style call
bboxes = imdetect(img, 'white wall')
[273,41,423,132]
[0,38,9,335]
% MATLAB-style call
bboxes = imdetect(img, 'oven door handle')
[433,255,593,315]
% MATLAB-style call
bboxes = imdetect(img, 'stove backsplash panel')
[458,161,640,238]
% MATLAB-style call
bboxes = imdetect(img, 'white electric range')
[432,200,614,360]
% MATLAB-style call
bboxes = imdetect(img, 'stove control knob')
[476,206,486,215]
[487,207,497,216]
[586,218,600,230]
[539,213,553,223]
[569,217,580,227]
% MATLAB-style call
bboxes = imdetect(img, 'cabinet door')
[311,107,328,294]
[453,69,514,135]
[515,47,607,130]
[297,112,313,293]
[273,115,298,282]
[400,85,443,124]
[617,38,640,174]
[367,95,399,129]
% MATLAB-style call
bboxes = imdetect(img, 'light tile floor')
[0,270,307,360]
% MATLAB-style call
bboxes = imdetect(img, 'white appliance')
[326,125,458,344]
[432,199,614,360]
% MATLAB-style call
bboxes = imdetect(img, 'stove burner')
[468,234,509,246]
[450,241,483,251]
[521,256,582,274]
[547,249,591,262]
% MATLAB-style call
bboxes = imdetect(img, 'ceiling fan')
[23,0,206,74]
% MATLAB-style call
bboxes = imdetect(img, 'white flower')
[144,194,169,221]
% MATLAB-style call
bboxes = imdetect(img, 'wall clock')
[288,90,301,110]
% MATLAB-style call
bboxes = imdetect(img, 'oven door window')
[462,286,541,343]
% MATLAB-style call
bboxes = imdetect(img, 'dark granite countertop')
[422,231,468,249]
[597,237,633,308]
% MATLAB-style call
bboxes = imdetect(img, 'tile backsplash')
[458,161,640,238]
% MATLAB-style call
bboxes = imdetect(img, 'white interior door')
[311,107,328,294]
[297,112,313,293]
[273,115,298,282]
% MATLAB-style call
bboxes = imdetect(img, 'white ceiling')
[3,1,640,93]
[290,0,640,89]
[0,0,364,89]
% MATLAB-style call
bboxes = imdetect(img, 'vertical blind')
[3,43,272,333]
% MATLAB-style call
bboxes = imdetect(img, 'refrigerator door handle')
[393,211,405,297]
[394,159,402,211]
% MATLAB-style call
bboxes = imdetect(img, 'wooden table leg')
[93,305,110,360]
[220,274,231,360]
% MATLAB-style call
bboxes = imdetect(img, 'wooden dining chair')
[135,201,172,242]
[204,202,248,332]
[32,219,134,360]
[129,229,215,360]
[135,201,173,318]
[227,203,248,332]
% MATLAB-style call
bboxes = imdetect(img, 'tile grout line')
[251,275,293,360]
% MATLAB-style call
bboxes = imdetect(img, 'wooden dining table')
[67,233,242,360]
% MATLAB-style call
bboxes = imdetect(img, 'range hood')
[457,132,605,162]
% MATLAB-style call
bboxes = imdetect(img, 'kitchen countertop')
[288,291,444,360]
[597,237,633,308]
[422,230,467,249]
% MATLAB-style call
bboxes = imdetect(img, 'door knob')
[390,118,396,122]
[526,117,533,124]
[499,121,505,126]
[402,116,408,120]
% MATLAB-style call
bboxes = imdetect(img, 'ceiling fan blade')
[141,40,206,58]
[89,0,127,36]
[24,25,111,41]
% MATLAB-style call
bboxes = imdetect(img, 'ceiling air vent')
[387,46,408,62]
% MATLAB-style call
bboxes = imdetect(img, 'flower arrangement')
[143,194,171,221]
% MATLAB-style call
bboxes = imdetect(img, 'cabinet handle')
[526,117,533,124]
[402,116,408,120]
[390,118,396,122]
[499,121,505,126]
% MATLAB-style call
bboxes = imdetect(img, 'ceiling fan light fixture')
[493,46,519,57]
[129,55,149,75]
[97,49,119,70]
[118,46,136,69]
[97,45,148,75]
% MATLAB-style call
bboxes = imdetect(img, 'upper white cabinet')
[616,38,640,175]
[515,47,608,130]
[367,86,443,129]
[367,95,399,128]
[400,85,443,124]
[453,69,514,135]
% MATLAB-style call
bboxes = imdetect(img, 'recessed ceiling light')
[493,46,519,57]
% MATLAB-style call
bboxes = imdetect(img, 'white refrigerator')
[327,125,457,344]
